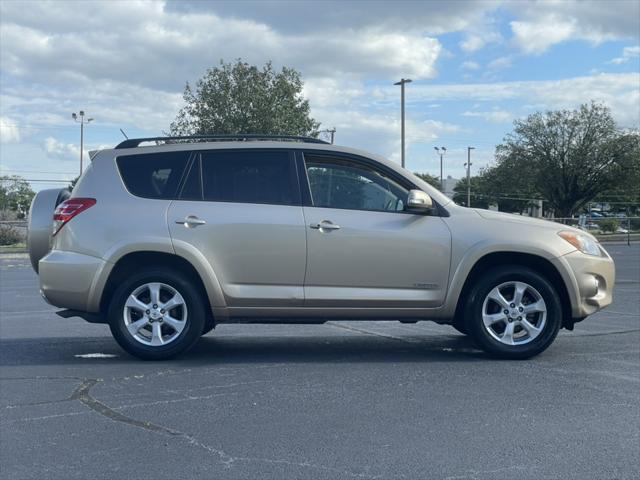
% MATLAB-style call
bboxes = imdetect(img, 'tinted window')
[179,157,202,201]
[202,150,298,205]
[305,156,409,212]
[117,151,191,199]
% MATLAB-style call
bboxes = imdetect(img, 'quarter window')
[305,156,409,212]
[116,151,191,199]
[201,150,297,205]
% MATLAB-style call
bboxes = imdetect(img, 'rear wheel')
[202,319,215,336]
[452,319,468,335]
[464,266,562,359]
[108,268,205,360]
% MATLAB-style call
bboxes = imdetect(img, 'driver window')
[305,156,409,212]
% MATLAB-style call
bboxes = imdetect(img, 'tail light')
[52,198,96,236]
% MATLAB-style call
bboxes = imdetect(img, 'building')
[442,175,459,198]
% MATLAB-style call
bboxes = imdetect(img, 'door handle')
[310,220,341,231]
[175,215,206,228]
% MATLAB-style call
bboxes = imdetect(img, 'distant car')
[584,223,600,231]
[28,135,616,360]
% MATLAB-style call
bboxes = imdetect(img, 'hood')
[474,209,565,230]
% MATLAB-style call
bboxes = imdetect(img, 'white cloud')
[459,30,502,53]
[610,45,640,65]
[44,136,82,162]
[507,1,640,54]
[372,73,640,127]
[510,16,576,55]
[0,1,443,90]
[487,56,512,70]
[166,0,499,36]
[460,34,486,53]
[0,117,20,143]
[461,61,480,70]
[310,106,461,164]
[463,109,512,123]
[302,78,369,109]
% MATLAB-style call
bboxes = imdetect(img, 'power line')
[0,121,122,132]
[0,169,77,175]
[459,192,640,204]
[7,179,72,183]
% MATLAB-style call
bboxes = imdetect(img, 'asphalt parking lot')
[1,245,638,480]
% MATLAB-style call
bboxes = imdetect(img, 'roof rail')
[115,134,330,149]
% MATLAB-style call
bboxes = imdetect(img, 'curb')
[0,252,28,259]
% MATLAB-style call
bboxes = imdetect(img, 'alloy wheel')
[481,281,547,346]
[122,282,188,346]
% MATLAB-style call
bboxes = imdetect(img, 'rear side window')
[117,151,191,199]
[201,150,298,205]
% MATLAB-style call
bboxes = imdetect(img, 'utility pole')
[434,146,446,191]
[319,128,336,144]
[465,146,475,207]
[394,78,412,168]
[72,111,93,175]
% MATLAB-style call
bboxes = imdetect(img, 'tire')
[108,267,206,360]
[464,265,562,359]
[452,320,468,335]
[202,318,215,336]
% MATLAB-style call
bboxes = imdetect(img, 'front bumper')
[553,246,615,318]
[39,250,108,312]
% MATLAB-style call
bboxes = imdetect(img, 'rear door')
[300,152,452,308]
[168,149,307,307]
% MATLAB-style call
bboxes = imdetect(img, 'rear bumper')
[552,247,615,318]
[39,250,108,312]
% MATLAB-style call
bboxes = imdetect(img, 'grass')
[0,242,26,253]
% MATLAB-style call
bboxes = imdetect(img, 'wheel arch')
[99,251,219,327]
[453,251,573,329]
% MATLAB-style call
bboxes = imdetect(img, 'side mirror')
[406,189,433,212]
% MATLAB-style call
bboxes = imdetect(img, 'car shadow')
[0,332,487,368]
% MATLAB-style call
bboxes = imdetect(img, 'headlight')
[558,230,601,256]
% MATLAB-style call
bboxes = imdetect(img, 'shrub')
[0,224,24,246]
[598,218,619,233]
[0,209,17,221]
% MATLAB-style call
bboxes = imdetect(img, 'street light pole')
[394,78,412,168]
[72,111,93,176]
[465,146,475,207]
[434,146,446,191]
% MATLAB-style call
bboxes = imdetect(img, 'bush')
[0,224,24,245]
[598,218,619,233]
[0,209,17,221]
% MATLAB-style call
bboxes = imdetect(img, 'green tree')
[414,172,441,191]
[170,60,320,137]
[494,102,639,217]
[69,176,80,192]
[0,175,35,217]
[452,175,491,209]
[593,130,640,208]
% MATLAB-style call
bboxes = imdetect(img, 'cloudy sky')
[1,0,639,190]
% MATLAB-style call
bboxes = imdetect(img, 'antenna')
[119,128,129,139]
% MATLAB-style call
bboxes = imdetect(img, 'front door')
[168,149,306,307]
[301,154,451,308]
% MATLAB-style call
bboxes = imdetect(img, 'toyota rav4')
[28,135,615,360]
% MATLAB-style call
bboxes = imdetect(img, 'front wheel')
[108,268,206,360]
[464,266,562,359]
